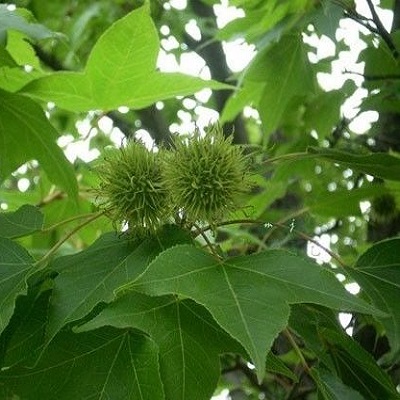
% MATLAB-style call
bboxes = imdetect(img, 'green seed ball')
[370,193,397,223]
[97,141,169,235]
[163,125,251,224]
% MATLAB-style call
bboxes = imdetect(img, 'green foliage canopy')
[1,1,400,399]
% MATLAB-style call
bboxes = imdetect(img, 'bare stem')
[365,0,399,59]
[36,190,64,207]
[193,223,221,259]
[344,69,400,81]
[257,208,309,252]
[262,152,311,165]
[344,9,379,33]
[41,211,104,233]
[342,1,398,59]
[200,218,265,233]
[34,211,105,267]
[283,328,311,374]
[197,214,347,267]
[273,221,347,268]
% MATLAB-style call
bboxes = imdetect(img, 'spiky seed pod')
[163,125,251,224]
[97,141,169,235]
[370,193,398,223]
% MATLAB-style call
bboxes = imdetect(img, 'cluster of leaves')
[0,1,400,399]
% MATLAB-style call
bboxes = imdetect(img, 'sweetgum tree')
[1,1,400,399]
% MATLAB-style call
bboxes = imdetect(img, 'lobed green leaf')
[0,328,163,400]
[0,204,43,239]
[290,304,399,399]
[311,368,365,400]
[0,237,33,335]
[20,6,230,112]
[306,186,389,217]
[129,244,382,381]
[308,147,400,181]
[0,5,59,41]
[349,238,400,355]
[45,225,191,348]
[0,88,78,198]
[78,292,245,400]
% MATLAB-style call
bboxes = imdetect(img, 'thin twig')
[344,69,400,81]
[200,218,265,233]
[197,216,347,267]
[257,208,309,252]
[283,328,311,375]
[273,222,347,268]
[344,10,379,34]
[365,0,399,59]
[263,152,311,165]
[41,211,104,233]
[36,190,65,207]
[34,211,105,267]
[193,223,221,259]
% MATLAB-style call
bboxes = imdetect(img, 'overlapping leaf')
[129,244,381,381]
[308,147,400,181]
[265,352,298,382]
[0,289,50,368]
[0,66,42,92]
[0,238,33,335]
[290,304,398,399]
[21,6,229,112]
[311,368,364,400]
[322,329,399,399]
[220,80,264,123]
[0,327,163,400]
[45,226,191,347]
[0,89,78,198]
[312,1,343,40]
[0,5,58,41]
[360,35,400,94]
[305,186,388,217]
[0,204,43,238]
[221,34,314,132]
[78,292,246,400]
[257,34,315,134]
[349,238,400,354]
[0,47,17,67]
[303,90,345,138]
[217,1,289,43]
